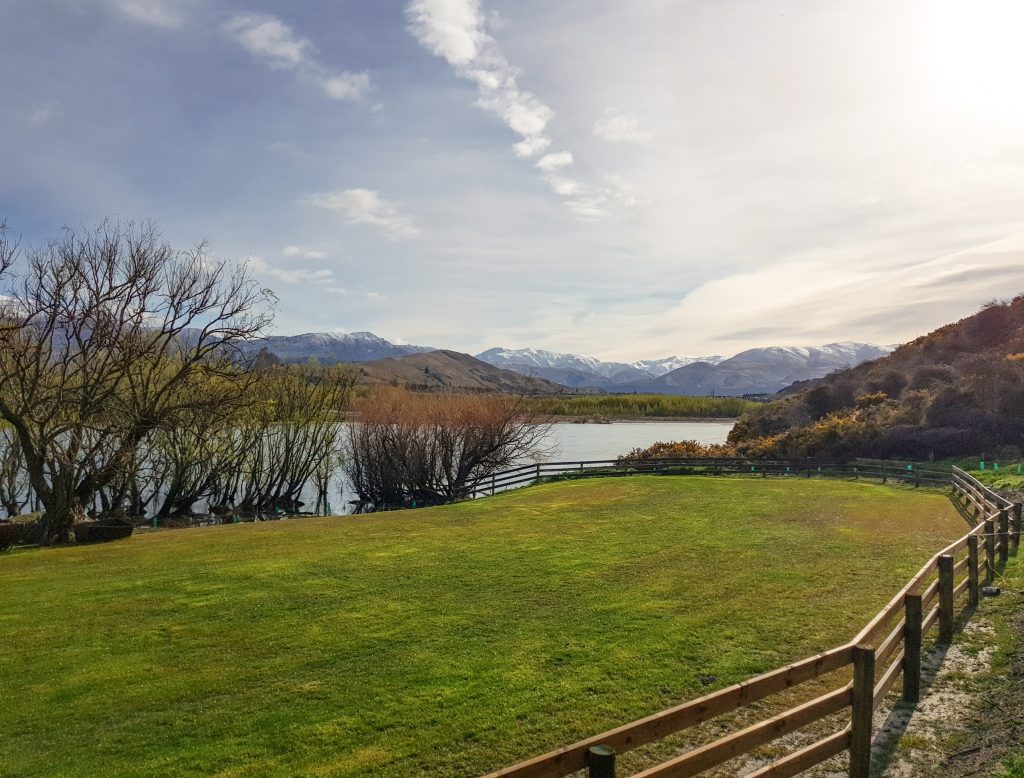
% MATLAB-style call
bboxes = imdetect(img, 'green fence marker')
[995,462,1000,472]
[907,464,913,471]
[980,461,985,470]
[1018,464,1022,476]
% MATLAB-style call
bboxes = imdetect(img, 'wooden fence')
[462,457,951,500]
[480,465,1019,778]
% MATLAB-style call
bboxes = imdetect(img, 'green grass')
[0,477,966,777]
[529,393,759,419]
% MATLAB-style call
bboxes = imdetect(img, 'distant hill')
[354,350,564,394]
[243,331,434,364]
[243,331,891,396]
[616,343,893,396]
[476,347,725,389]
[728,299,1024,459]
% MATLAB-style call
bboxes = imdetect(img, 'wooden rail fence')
[462,457,950,500]
[480,464,1018,778]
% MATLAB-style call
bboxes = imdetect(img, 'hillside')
[354,350,564,394]
[242,331,434,364]
[618,342,893,396]
[728,298,1024,459]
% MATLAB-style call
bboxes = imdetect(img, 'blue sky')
[4,0,1024,359]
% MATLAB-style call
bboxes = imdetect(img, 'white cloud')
[307,188,420,238]
[593,109,653,144]
[545,176,580,197]
[109,0,183,28]
[249,257,334,284]
[283,245,328,260]
[324,73,372,101]
[224,13,372,102]
[406,0,554,157]
[536,151,573,172]
[513,136,551,158]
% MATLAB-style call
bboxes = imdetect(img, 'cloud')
[536,151,573,172]
[248,257,334,284]
[593,109,653,144]
[283,245,328,260]
[224,13,372,102]
[307,188,420,238]
[406,0,554,157]
[109,0,184,28]
[513,136,551,158]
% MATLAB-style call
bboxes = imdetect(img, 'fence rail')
[481,463,1020,778]
[462,457,952,500]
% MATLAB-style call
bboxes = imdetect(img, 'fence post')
[968,535,980,608]
[850,644,876,778]
[938,555,954,644]
[587,744,616,778]
[984,518,996,586]
[1013,503,1022,555]
[536,462,541,484]
[903,593,923,703]
[882,464,888,484]
[999,508,1009,566]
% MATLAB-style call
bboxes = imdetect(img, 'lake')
[548,420,735,462]
[327,420,734,513]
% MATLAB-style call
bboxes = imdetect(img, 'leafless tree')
[346,388,553,507]
[207,363,355,516]
[0,220,274,542]
[0,427,30,517]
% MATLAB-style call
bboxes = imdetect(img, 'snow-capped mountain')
[631,355,726,375]
[626,342,895,396]
[475,347,726,388]
[243,332,892,395]
[241,331,435,364]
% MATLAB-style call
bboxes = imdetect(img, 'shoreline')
[551,416,738,424]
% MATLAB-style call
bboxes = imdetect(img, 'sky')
[3,0,1024,361]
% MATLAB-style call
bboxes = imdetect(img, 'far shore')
[551,416,738,424]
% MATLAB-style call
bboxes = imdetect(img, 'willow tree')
[0,221,274,542]
[346,388,552,507]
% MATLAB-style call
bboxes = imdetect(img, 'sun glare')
[927,0,1024,119]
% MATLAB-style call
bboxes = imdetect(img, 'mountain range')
[245,331,893,396]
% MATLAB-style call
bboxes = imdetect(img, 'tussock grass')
[0,477,964,776]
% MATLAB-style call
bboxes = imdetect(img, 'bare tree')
[224,363,354,515]
[0,427,30,517]
[0,220,274,542]
[346,388,552,507]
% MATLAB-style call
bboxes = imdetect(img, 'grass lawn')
[0,476,965,777]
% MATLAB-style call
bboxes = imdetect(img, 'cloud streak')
[307,188,420,238]
[406,0,554,156]
[109,0,184,28]
[224,13,371,102]
[593,109,652,144]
